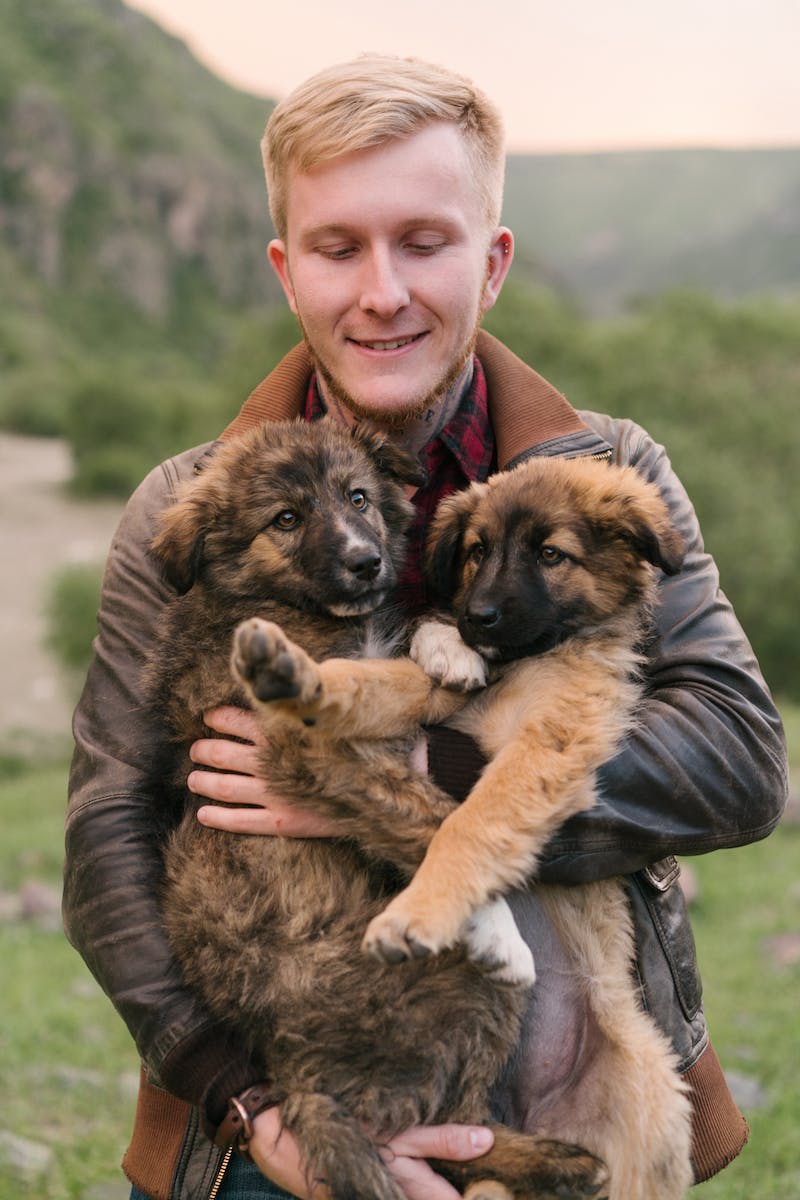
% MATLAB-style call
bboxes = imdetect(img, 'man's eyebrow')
[299,217,459,243]
[302,224,354,240]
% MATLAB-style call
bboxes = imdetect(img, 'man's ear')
[267,239,298,315]
[481,227,514,315]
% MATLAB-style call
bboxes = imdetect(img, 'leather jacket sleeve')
[63,445,264,1114]
[535,412,788,883]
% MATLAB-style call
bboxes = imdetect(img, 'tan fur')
[237,454,693,1199]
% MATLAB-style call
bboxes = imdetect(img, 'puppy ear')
[150,483,221,594]
[627,517,685,576]
[354,425,428,489]
[614,486,685,576]
[426,485,485,600]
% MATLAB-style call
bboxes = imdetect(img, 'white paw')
[410,620,487,691]
[463,898,536,987]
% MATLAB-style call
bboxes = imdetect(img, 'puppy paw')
[231,619,321,706]
[464,898,536,987]
[463,1183,513,1200]
[410,620,487,691]
[524,1141,610,1199]
[362,897,464,965]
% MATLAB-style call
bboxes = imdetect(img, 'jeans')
[130,1154,297,1199]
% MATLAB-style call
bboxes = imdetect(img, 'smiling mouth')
[349,334,425,351]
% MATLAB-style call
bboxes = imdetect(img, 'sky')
[125,0,800,153]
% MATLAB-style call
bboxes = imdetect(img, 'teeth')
[359,336,417,351]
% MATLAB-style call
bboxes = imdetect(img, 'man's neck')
[319,358,475,458]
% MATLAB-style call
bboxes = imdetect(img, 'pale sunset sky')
[125,0,799,153]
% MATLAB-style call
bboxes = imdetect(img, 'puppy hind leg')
[233,618,464,736]
[538,882,693,1200]
[232,618,322,706]
[436,1126,609,1200]
[279,1091,404,1200]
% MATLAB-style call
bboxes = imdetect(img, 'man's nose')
[358,248,410,318]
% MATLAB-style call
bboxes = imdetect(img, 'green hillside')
[0,0,281,438]
[505,148,800,313]
[2,0,800,436]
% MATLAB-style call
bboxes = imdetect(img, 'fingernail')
[469,1128,493,1151]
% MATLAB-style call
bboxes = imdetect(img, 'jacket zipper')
[207,1147,233,1200]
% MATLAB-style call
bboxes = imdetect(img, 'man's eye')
[273,510,300,530]
[539,545,566,565]
[319,246,356,260]
[349,490,368,511]
[408,242,443,255]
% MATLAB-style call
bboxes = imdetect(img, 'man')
[64,55,788,1200]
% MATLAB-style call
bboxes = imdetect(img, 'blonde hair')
[263,54,506,239]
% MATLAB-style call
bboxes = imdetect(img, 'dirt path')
[0,433,123,741]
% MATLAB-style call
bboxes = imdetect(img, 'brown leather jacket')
[64,333,788,1200]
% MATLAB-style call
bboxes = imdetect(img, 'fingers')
[197,800,338,838]
[190,704,339,838]
[190,737,263,778]
[188,705,267,808]
[380,1126,494,1200]
[247,1112,492,1200]
[202,705,265,742]
[249,1109,330,1199]
[381,1155,463,1200]
[196,796,280,834]
[387,1124,494,1163]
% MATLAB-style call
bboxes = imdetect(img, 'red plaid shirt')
[304,357,495,617]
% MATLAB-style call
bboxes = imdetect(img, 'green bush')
[61,306,305,499]
[64,370,217,497]
[0,369,69,435]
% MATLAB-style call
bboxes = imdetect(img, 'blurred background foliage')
[1,0,798,708]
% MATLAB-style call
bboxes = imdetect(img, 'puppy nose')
[345,549,382,582]
[466,603,501,630]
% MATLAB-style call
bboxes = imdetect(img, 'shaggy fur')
[148,418,608,1200]
[229,453,696,1200]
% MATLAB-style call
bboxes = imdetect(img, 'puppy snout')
[345,548,382,582]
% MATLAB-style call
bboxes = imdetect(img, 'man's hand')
[188,706,338,837]
[247,1106,494,1199]
[378,1123,494,1200]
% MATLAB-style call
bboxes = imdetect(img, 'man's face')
[268,123,513,427]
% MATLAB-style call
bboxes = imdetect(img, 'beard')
[295,297,486,430]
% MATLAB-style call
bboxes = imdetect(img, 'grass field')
[1,711,797,1200]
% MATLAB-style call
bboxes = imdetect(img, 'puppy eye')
[273,510,300,530]
[539,545,566,565]
[349,490,368,511]
[466,542,485,564]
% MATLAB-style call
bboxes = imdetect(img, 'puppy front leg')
[363,733,595,964]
